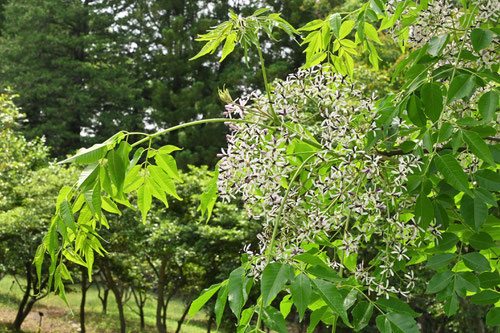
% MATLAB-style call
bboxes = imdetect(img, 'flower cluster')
[217,65,432,298]
[387,0,499,71]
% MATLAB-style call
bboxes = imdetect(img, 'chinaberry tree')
[36,0,500,332]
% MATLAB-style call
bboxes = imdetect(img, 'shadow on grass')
[82,310,211,333]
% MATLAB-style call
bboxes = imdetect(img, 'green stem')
[339,172,366,277]
[256,43,278,122]
[130,118,275,148]
[254,153,319,332]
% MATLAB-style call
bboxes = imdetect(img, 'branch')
[146,257,159,278]
[377,144,476,157]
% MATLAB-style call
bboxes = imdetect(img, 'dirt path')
[0,307,80,333]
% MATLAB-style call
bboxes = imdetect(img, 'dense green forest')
[0,0,499,332]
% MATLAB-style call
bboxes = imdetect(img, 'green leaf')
[261,263,292,305]
[461,194,488,231]
[456,272,480,293]
[128,147,144,172]
[463,130,495,166]
[426,253,456,270]
[447,74,475,103]
[33,244,46,285]
[343,289,358,310]
[444,292,459,316]
[471,290,500,305]
[148,165,182,200]
[83,181,102,219]
[435,232,459,251]
[220,32,237,62]
[471,29,493,53]
[426,271,454,294]
[407,94,426,126]
[386,312,420,333]
[329,14,341,37]
[158,145,181,154]
[189,283,222,317]
[415,192,433,228]
[198,168,219,221]
[280,294,293,319]
[58,142,108,164]
[475,188,497,207]
[438,123,454,143]
[146,177,169,208]
[262,306,288,333]
[59,200,76,233]
[57,187,73,208]
[364,22,382,44]
[62,248,86,266]
[478,91,499,122]
[475,170,500,191]
[155,154,182,181]
[463,252,491,272]
[311,279,351,327]
[306,265,343,282]
[434,154,473,196]
[100,165,114,195]
[77,163,99,190]
[101,196,121,215]
[469,232,496,250]
[486,307,500,326]
[215,283,229,329]
[421,82,443,122]
[290,273,311,321]
[376,297,420,318]
[376,315,391,333]
[228,267,245,321]
[137,184,151,224]
[339,20,355,39]
[107,148,126,195]
[124,171,144,194]
[352,302,373,331]
[307,307,327,333]
[479,272,500,289]
[427,34,449,56]
[299,19,324,32]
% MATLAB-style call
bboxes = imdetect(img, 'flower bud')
[218,86,233,104]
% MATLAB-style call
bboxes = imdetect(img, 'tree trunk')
[12,264,34,331]
[163,293,175,329]
[102,288,109,314]
[206,311,214,333]
[96,274,110,314]
[156,254,167,333]
[132,287,146,329]
[139,304,145,329]
[80,268,87,333]
[102,258,126,333]
[175,301,191,333]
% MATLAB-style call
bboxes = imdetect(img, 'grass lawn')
[0,276,210,332]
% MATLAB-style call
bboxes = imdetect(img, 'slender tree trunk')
[80,268,87,333]
[163,293,175,329]
[96,274,110,314]
[12,264,33,331]
[139,304,145,329]
[175,301,191,333]
[132,287,146,329]
[102,288,109,314]
[102,258,126,333]
[206,311,214,333]
[156,254,167,333]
